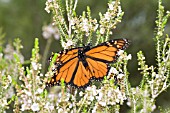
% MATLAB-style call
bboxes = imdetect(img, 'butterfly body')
[46,39,130,88]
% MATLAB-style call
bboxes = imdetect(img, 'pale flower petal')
[31,103,40,111]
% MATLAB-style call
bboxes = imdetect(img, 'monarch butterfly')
[46,38,130,88]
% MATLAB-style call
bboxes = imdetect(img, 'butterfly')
[46,38,130,88]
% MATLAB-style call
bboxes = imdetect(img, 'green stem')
[42,38,53,74]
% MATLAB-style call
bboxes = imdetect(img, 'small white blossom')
[1,99,8,107]
[62,40,74,49]
[32,62,38,70]
[155,74,160,79]
[26,84,32,89]
[104,12,111,21]
[117,73,125,79]
[96,92,103,101]
[100,27,105,34]
[42,24,59,40]
[31,103,40,111]
[118,50,124,56]
[0,53,3,59]
[86,86,92,91]
[24,90,32,96]
[151,105,156,111]
[79,91,84,97]
[54,34,60,40]
[92,105,97,113]
[48,0,53,2]
[110,67,119,75]
[69,104,73,108]
[107,90,112,97]
[37,88,43,94]
[126,54,132,60]
[127,101,131,107]
[108,1,115,10]
[117,6,122,16]
[7,75,12,83]
[58,108,64,113]
[21,104,27,111]
[82,18,89,32]
[44,102,54,111]
[99,101,106,106]
[89,96,94,101]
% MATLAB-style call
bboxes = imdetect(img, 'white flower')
[32,62,38,70]
[42,31,51,39]
[127,101,131,107]
[28,99,32,104]
[7,75,12,83]
[155,74,160,79]
[99,101,106,106]
[44,102,54,111]
[151,105,156,111]
[31,103,40,111]
[24,90,32,96]
[117,6,122,16]
[37,88,43,94]
[69,104,73,108]
[42,24,59,40]
[107,90,112,97]
[82,18,89,32]
[1,99,8,107]
[48,0,53,2]
[92,105,97,113]
[86,86,92,91]
[104,12,111,21]
[79,91,84,97]
[117,73,125,79]
[21,104,27,111]
[62,40,74,49]
[58,108,64,113]
[100,27,105,34]
[126,54,132,60]
[108,1,115,10]
[54,34,60,40]
[0,53,3,59]
[88,96,94,101]
[96,92,103,101]
[117,50,124,56]
[110,67,118,75]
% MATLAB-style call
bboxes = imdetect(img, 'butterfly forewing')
[85,38,130,63]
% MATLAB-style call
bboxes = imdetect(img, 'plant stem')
[42,38,53,74]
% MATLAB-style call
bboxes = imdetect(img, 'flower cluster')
[77,81,126,112]
[44,0,54,13]
[71,16,98,36]
[0,73,13,111]
[13,39,48,112]
[99,1,123,36]
[127,87,156,112]
[42,24,60,40]
[61,39,75,49]
[47,87,77,113]
[4,44,24,63]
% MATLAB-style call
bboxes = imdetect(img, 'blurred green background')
[0,0,170,112]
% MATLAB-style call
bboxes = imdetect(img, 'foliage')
[0,0,169,113]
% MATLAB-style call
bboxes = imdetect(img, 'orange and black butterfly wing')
[85,38,130,79]
[46,47,93,88]
[71,61,92,88]
[46,48,80,87]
